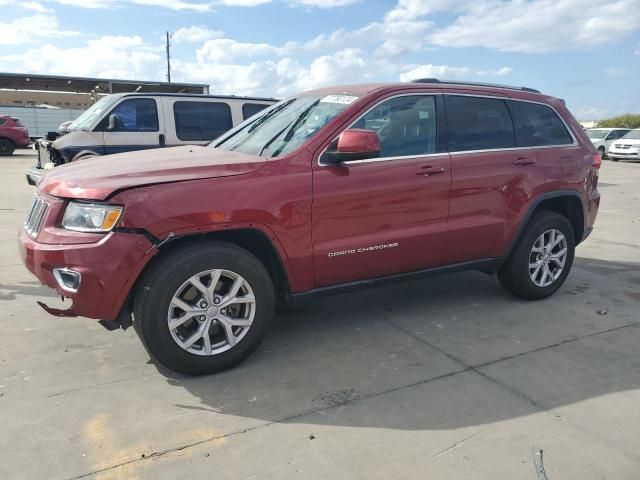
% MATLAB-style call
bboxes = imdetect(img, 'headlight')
[61,201,123,232]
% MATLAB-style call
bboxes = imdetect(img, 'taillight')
[592,152,601,169]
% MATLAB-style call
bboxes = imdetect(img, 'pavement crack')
[433,430,482,459]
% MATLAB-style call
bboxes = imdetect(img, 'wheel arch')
[507,191,585,257]
[134,228,291,305]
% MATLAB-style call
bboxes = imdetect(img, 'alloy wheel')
[528,229,568,288]
[167,269,256,356]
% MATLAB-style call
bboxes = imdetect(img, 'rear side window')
[242,103,269,120]
[509,101,573,147]
[174,101,232,141]
[98,98,159,132]
[0,118,5,126]
[445,96,515,151]
[352,95,437,158]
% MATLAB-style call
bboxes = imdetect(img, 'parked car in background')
[0,116,31,156]
[608,129,640,162]
[585,127,631,159]
[19,79,600,375]
[27,93,277,185]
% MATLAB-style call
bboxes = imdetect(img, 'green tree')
[596,114,640,129]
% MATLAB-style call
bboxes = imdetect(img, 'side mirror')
[323,129,381,165]
[107,113,121,131]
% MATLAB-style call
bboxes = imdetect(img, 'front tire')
[0,138,15,156]
[134,241,275,375]
[498,211,575,300]
[597,146,606,160]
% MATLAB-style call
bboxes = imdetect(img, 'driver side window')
[97,98,159,132]
[352,95,437,158]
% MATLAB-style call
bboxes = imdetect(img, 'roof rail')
[410,78,541,94]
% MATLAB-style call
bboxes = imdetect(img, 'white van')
[27,93,277,185]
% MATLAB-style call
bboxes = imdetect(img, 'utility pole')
[166,31,172,83]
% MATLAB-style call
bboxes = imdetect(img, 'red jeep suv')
[19,80,600,375]
[0,116,30,155]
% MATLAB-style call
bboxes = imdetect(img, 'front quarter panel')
[111,152,314,292]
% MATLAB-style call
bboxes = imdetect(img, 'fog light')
[53,268,81,293]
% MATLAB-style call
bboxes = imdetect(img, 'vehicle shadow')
[118,256,640,431]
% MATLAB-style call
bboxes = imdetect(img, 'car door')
[95,97,165,155]
[311,93,451,287]
[444,93,541,264]
[163,98,234,147]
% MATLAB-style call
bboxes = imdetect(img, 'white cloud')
[385,0,461,22]
[477,66,512,76]
[48,0,216,10]
[0,36,163,80]
[217,0,271,5]
[21,1,54,13]
[605,68,625,77]
[428,0,640,53]
[196,38,278,62]
[173,26,224,43]
[399,64,470,82]
[289,0,359,7]
[0,15,80,45]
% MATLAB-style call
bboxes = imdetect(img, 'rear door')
[96,97,165,155]
[163,98,234,146]
[444,93,541,264]
[311,93,452,287]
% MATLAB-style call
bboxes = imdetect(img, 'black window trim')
[318,92,447,167]
[443,93,576,153]
[173,100,233,141]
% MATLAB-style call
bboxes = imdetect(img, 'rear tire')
[498,211,575,300]
[0,138,15,156]
[134,241,275,375]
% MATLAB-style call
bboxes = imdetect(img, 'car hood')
[39,145,266,200]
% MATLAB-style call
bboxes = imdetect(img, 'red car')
[19,80,600,375]
[0,116,30,155]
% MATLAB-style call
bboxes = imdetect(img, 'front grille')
[25,196,49,238]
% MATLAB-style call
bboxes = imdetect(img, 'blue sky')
[1,0,639,120]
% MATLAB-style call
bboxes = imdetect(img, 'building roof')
[0,72,209,95]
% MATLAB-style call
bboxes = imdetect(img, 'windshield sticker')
[320,95,358,105]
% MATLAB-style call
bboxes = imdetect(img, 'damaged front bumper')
[26,140,64,186]
[18,228,156,324]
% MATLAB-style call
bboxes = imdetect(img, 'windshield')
[585,129,607,139]
[621,130,640,140]
[212,94,359,157]
[69,95,118,131]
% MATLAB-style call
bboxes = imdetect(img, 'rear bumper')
[18,229,156,320]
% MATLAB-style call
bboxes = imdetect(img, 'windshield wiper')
[258,121,294,157]
[247,99,295,134]
[270,99,321,157]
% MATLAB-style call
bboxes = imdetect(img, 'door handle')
[513,157,536,166]
[416,166,445,176]
[159,134,166,147]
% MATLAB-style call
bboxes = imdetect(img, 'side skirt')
[287,258,505,307]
